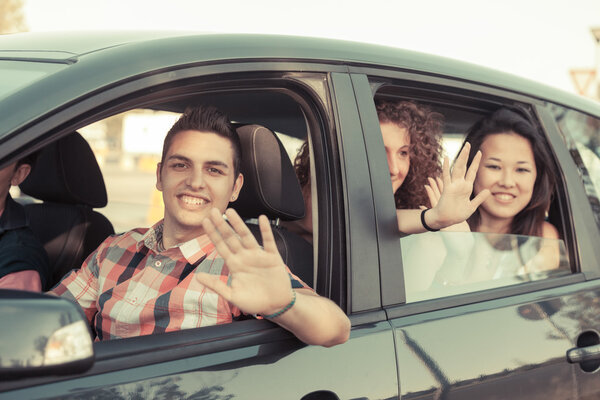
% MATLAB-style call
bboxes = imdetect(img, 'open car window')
[369,81,575,305]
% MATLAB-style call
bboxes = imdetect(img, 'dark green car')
[1,31,600,399]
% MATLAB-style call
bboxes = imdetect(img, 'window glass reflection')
[402,232,570,302]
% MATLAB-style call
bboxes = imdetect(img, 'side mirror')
[0,290,94,380]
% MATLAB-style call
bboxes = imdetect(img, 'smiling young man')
[51,106,350,346]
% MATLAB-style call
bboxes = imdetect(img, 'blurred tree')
[0,0,27,34]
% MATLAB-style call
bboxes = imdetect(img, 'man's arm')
[48,246,102,324]
[196,208,350,347]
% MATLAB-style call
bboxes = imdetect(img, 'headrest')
[234,124,305,221]
[20,132,108,208]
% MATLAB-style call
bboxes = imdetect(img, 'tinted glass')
[550,104,600,229]
[402,232,570,302]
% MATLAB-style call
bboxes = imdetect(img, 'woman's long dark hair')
[461,107,556,236]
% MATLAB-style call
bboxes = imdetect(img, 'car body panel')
[2,31,600,399]
[2,321,398,400]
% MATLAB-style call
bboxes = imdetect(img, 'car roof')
[0,31,598,135]
[0,31,198,60]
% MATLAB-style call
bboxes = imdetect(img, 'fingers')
[202,212,234,259]
[258,215,279,254]
[436,177,444,193]
[195,271,232,300]
[225,208,259,249]
[428,177,441,200]
[441,156,451,186]
[424,184,437,208]
[451,142,470,180]
[203,208,263,258]
[465,150,482,183]
[471,188,491,209]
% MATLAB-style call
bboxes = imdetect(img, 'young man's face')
[156,130,243,242]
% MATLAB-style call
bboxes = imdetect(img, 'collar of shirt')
[137,219,216,265]
[0,194,28,234]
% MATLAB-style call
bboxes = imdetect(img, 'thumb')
[196,272,232,301]
[470,189,491,210]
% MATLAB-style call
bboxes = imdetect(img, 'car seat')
[20,132,115,287]
[234,124,314,287]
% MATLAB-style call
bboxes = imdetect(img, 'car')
[1,31,600,399]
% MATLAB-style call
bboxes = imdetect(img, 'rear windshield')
[0,60,65,101]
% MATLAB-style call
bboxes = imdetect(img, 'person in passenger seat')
[282,140,313,243]
[0,153,50,291]
[378,100,490,233]
[50,105,350,346]
[461,108,559,239]
[427,108,562,284]
[285,100,489,240]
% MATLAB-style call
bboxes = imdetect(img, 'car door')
[0,49,399,399]
[350,66,600,399]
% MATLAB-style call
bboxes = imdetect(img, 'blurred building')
[571,27,600,100]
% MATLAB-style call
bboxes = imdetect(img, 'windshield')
[0,60,65,101]
[401,232,570,302]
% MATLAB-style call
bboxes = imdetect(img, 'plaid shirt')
[51,220,306,341]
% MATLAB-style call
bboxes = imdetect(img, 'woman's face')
[380,121,411,194]
[473,132,537,230]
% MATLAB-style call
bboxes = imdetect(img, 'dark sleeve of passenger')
[0,231,51,291]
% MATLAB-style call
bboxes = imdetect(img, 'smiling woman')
[463,108,559,238]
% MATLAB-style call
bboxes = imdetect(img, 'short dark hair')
[160,105,242,177]
[462,107,557,236]
[16,151,39,168]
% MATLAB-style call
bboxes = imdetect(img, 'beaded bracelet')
[263,290,297,319]
[420,209,440,232]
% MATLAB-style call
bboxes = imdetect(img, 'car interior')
[13,88,319,293]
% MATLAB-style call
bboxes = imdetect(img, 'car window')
[79,109,179,233]
[370,83,574,303]
[549,104,600,230]
[402,231,570,302]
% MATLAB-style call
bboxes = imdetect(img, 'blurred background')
[2,0,600,230]
[2,0,600,98]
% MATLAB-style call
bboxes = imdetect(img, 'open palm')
[196,208,294,316]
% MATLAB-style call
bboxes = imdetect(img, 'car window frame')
[348,65,591,316]
[0,62,363,389]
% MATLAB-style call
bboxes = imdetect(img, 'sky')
[21,0,600,96]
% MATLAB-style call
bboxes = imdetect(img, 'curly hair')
[293,140,311,188]
[376,100,444,209]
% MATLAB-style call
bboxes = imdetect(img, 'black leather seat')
[234,124,314,287]
[20,132,114,287]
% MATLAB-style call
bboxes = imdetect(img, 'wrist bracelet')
[263,290,296,319]
[420,209,440,232]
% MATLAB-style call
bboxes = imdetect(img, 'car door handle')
[567,344,600,363]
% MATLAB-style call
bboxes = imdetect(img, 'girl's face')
[380,121,411,194]
[473,132,537,231]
